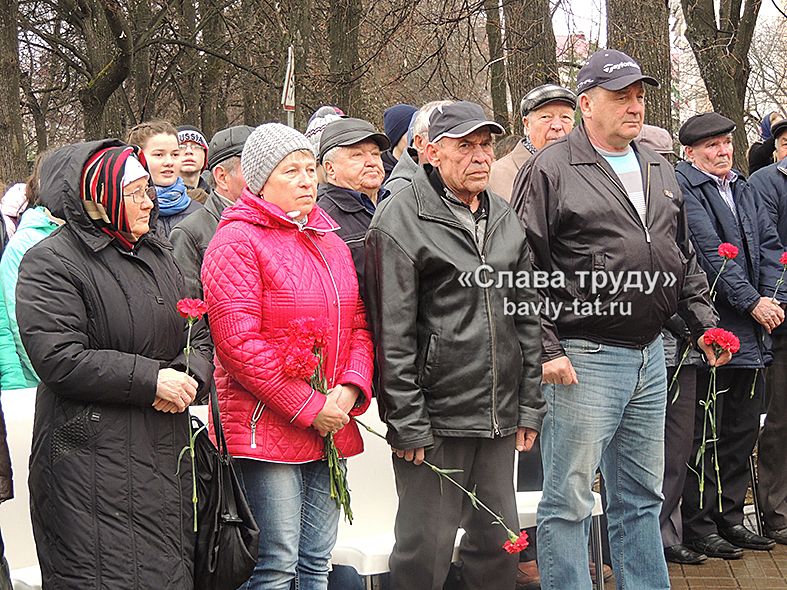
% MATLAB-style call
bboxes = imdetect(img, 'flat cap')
[520,84,577,117]
[318,118,390,163]
[207,125,255,169]
[772,119,787,141]
[636,124,675,156]
[678,113,736,146]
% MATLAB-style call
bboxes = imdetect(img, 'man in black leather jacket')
[365,101,544,590]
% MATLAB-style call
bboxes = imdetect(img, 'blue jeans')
[238,459,341,590]
[537,337,669,590]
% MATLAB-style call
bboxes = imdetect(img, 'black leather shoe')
[685,534,744,559]
[765,526,787,545]
[664,544,708,564]
[719,524,776,551]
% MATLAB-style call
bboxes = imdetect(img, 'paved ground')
[668,543,787,589]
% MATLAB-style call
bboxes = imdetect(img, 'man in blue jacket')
[677,112,783,559]
[749,117,787,546]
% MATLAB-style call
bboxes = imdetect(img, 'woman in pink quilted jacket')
[202,123,374,590]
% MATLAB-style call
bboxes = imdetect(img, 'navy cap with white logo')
[576,49,659,94]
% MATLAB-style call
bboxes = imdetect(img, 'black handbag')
[191,387,260,590]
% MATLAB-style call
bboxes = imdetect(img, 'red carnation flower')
[503,530,529,554]
[290,317,330,349]
[177,298,208,321]
[780,252,787,266]
[717,243,739,260]
[703,327,740,354]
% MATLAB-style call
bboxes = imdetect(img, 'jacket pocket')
[420,333,440,387]
[51,405,101,465]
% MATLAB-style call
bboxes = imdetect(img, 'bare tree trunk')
[21,72,48,153]
[327,0,361,112]
[681,0,762,172]
[199,0,226,137]
[78,0,133,140]
[485,0,509,131]
[0,0,28,183]
[607,0,673,134]
[503,0,559,134]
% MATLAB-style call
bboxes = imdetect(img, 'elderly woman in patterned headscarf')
[15,139,213,589]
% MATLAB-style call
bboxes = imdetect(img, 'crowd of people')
[0,47,785,590]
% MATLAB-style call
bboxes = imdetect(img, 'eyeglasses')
[179,143,206,153]
[122,186,157,203]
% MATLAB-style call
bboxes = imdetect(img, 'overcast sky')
[551,0,785,45]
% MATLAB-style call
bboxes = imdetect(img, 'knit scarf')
[156,178,191,216]
[81,145,148,251]
[522,136,538,155]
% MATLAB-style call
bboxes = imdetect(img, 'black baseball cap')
[318,118,390,163]
[576,49,659,94]
[207,125,255,170]
[428,101,505,142]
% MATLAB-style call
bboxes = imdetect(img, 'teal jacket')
[0,206,59,389]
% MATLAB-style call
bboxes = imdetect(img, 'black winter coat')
[676,161,784,369]
[16,139,213,590]
[317,182,375,294]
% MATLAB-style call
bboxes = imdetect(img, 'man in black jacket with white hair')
[365,101,544,590]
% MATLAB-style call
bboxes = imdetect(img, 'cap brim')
[772,121,787,140]
[319,131,391,162]
[433,120,506,142]
[600,74,660,91]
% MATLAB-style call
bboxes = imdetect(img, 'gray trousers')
[389,435,519,590]
[760,332,787,531]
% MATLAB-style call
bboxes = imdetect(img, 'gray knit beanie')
[241,123,314,195]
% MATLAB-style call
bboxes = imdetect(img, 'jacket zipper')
[305,232,342,384]
[477,216,505,436]
[595,163,651,243]
[249,401,265,448]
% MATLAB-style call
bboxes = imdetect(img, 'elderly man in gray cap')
[316,117,390,292]
[489,84,576,202]
[514,49,722,589]
[676,112,783,559]
[171,124,254,300]
[365,101,544,589]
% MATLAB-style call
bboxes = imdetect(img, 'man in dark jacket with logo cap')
[514,49,721,590]
[365,101,544,590]
[316,117,390,292]
[677,112,783,558]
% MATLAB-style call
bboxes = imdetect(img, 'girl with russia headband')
[15,139,213,588]
[126,119,203,236]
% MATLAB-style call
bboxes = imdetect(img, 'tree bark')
[77,0,133,139]
[681,0,762,172]
[0,0,28,184]
[607,0,673,134]
[327,0,362,112]
[504,0,559,134]
[485,0,509,131]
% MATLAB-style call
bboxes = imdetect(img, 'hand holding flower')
[155,367,197,412]
[312,388,349,437]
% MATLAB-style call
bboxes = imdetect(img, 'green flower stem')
[708,259,728,302]
[176,315,199,532]
[670,342,692,404]
[772,266,786,302]
[355,418,519,541]
[749,368,759,399]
